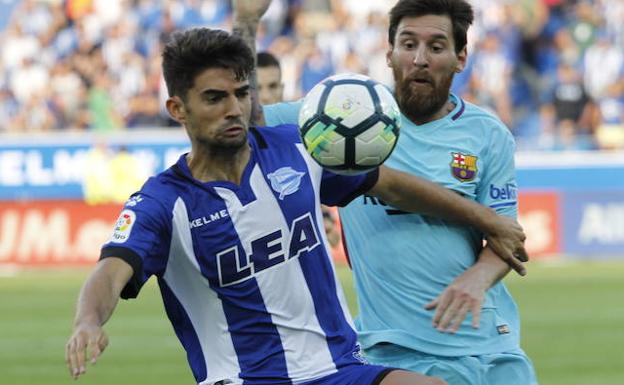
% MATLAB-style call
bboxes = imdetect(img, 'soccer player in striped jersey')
[235,0,538,384]
[65,27,527,385]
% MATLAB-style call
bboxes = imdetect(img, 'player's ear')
[455,46,467,73]
[386,45,394,68]
[166,96,187,124]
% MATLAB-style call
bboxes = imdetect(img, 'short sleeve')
[99,192,171,298]
[476,128,518,219]
[320,168,379,207]
[263,101,302,126]
[264,100,379,206]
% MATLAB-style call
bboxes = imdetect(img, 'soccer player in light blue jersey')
[64,26,528,385]
[236,0,538,384]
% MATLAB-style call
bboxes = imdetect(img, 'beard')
[393,68,455,124]
[191,119,249,153]
[207,132,248,151]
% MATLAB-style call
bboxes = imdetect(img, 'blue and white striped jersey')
[100,125,378,385]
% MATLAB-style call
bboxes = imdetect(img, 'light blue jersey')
[264,94,521,357]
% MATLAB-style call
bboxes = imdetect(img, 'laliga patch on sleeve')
[110,209,136,243]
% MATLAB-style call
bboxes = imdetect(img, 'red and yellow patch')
[450,152,478,182]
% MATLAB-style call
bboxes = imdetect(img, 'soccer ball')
[298,73,401,175]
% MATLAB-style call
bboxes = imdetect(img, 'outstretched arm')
[232,0,272,126]
[369,166,528,273]
[65,257,134,379]
[425,247,511,333]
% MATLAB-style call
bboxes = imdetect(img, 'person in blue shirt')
[233,0,538,384]
[65,26,528,385]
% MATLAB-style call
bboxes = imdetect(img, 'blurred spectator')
[109,145,148,203]
[10,57,49,104]
[300,41,334,94]
[583,31,624,100]
[552,63,594,129]
[469,31,514,125]
[595,81,624,150]
[82,140,113,205]
[88,72,122,132]
[540,62,599,150]
[0,0,622,150]
[0,88,19,133]
[83,142,146,205]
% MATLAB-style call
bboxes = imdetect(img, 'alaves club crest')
[450,152,478,182]
[267,167,306,200]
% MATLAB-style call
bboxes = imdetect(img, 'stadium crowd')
[0,0,622,150]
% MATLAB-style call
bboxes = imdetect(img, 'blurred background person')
[256,51,284,105]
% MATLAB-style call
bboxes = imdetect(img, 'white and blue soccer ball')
[298,73,401,175]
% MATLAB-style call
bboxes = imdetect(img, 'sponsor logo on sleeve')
[110,209,136,243]
[489,183,518,200]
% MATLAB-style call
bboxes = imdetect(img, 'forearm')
[428,246,513,332]
[73,259,131,327]
[370,166,498,233]
[470,246,512,289]
[232,11,264,126]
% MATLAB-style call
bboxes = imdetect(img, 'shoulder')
[251,124,303,147]
[459,100,514,142]
[263,101,302,126]
[127,172,183,215]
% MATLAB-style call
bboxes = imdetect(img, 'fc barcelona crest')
[450,152,478,182]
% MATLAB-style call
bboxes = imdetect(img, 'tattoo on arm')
[233,24,264,126]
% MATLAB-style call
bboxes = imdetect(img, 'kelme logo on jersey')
[450,152,478,182]
[110,209,136,243]
[267,167,306,200]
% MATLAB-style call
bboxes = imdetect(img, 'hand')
[484,215,528,276]
[425,268,489,333]
[232,0,272,22]
[65,323,109,379]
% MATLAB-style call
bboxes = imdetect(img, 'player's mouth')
[410,78,432,86]
[222,126,245,137]
[408,72,433,86]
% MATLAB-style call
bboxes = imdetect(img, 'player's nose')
[224,95,243,117]
[412,46,429,67]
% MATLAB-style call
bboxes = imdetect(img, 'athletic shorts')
[301,363,394,385]
[365,343,539,385]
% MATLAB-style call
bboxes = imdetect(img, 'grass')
[1,261,623,385]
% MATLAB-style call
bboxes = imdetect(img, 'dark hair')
[388,0,474,54]
[257,51,281,70]
[162,28,254,99]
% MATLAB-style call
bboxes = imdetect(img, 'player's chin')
[222,136,248,150]
[216,130,248,148]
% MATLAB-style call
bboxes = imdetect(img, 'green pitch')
[1,261,623,385]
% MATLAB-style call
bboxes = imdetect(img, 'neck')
[186,143,251,184]
[410,98,456,125]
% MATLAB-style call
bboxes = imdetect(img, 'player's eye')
[236,89,250,99]
[205,97,220,104]
[401,40,415,50]
[203,94,223,104]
